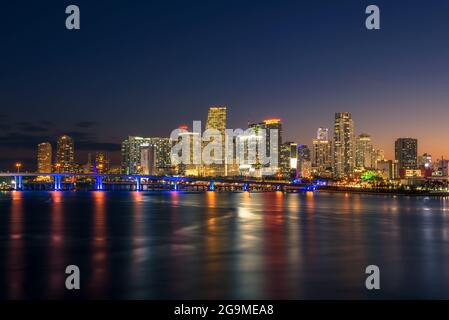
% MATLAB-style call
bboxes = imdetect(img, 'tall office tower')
[395,138,418,171]
[247,118,282,176]
[56,135,74,173]
[280,142,298,179]
[204,106,227,176]
[121,136,173,175]
[312,127,332,177]
[297,144,311,178]
[140,144,156,175]
[355,133,374,169]
[37,142,52,173]
[94,151,109,174]
[333,112,355,178]
[174,129,201,176]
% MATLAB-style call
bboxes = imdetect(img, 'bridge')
[0,173,313,192]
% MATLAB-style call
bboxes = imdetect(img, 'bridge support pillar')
[208,180,215,191]
[14,176,23,190]
[54,175,62,191]
[136,177,141,191]
[243,183,249,192]
[173,181,178,191]
[95,176,104,191]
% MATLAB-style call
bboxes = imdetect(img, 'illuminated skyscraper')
[297,144,311,178]
[280,142,298,179]
[355,133,374,169]
[312,127,332,177]
[94,151,109,174]
[333,112,355,178]
[247,118,282,176]
[121,136,172,175]
[395,138,418,171]
[204,106,227,176]
[56,135,74,173]
[37,142,52,173]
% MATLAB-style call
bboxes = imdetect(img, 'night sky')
[1,0,449,170]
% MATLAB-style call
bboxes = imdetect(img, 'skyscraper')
[56,135,74,173]
[333,112,355,178]
[297,144,311,178]
[247,118,282,176]
[395,138,418,171]
[280,142,298,179]
[355,133,374,169]
[204,106,227,176]
[37,142,52,173]
[94,151,109,174]
[121,136,172,175]
[312,127,332,177]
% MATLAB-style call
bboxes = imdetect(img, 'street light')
[15,162,22,173]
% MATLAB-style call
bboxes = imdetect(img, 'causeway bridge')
[0,173,314,192]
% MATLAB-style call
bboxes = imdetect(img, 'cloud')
[75,121,98,128]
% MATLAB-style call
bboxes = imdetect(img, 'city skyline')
[0,107,435,174]
[2,1,449,169]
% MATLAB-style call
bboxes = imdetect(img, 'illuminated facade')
[37,142,52,173]
[204,106,227,177]
[312,127,332,177]
[355,133,374,169]
[247,118,282,176]
[333,112,355,178]
[94,151,109,174]
[56,135,74,173]
[121,136,172,175]
[395,138,418,171]
[280,142,298,179]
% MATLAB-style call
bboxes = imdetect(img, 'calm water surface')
[1,191,449,299]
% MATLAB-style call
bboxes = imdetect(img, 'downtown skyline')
[0,106,440,173]
[2,1,449,169]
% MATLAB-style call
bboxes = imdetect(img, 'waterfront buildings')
[297,144,311,178]
[121,136,172,175]
[247,118,283,176]
[56,135,74,173]
[311,128,332,177]
[333,112,355,178]
[37,142,52,173]
[280,142,298,179]
[355,133,374,169]
[395,138,418,172]
[204,106,227,176]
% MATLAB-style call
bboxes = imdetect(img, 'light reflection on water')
[0,191,449,299]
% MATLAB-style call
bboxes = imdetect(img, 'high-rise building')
[37,142,52,173]
[94,151,109,174]
[377,160,399,180]
[247,118,282,176]
[312,128,332,177]
[140,144,156,175]
[395,138,418,171]
[204,106,227,176]
[355,133,374,169]
[280,142,298,179]
[333,112,355,178]
[56,135,74,173]
[297,144,311,178]
[121,136,172,175]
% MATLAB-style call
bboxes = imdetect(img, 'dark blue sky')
[1,0,449,169]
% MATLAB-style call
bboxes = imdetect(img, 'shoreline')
[316,187,449,197]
